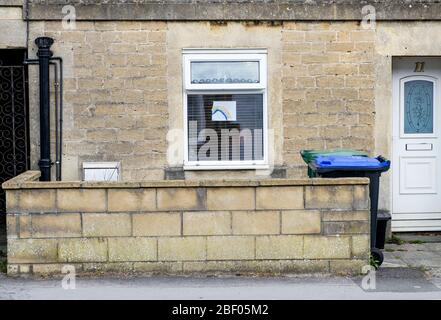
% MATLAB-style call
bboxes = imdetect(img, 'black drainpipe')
[35,37,54,181]
[51,57,63,181]
[25,37,63,181]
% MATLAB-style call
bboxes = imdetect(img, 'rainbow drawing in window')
[211,101,237,121]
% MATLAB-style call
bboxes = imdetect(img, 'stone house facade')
[1,0,441,275]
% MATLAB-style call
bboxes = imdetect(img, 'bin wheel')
[371,248,384,269]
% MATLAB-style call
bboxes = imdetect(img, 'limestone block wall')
[281,22,375,177]
[19,20,377,181]
[4,171,370,276]
[32,21,169,181]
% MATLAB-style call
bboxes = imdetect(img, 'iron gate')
[0,56,30,220]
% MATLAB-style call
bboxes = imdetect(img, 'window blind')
[187,94,264,161]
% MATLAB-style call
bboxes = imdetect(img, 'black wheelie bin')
[309,155,391,266]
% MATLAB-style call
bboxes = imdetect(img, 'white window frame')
[182,49,268,170]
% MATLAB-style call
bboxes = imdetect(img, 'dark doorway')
[0,49,30,250]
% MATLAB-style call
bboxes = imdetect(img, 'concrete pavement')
[0,266,440,300]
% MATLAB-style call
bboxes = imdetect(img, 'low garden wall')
[3,171,370,276]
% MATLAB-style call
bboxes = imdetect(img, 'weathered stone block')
[158,237,206,261]
[207,236,254,260]
[270,166,288,179]
[6,214,17,238]
[32,263,83,275]
[0,19,26,49]
[323,221,369,235]
[7,264,19,275]
[321,125,349,138]
[83,213,131,237]
[277,260,330,273]
[5,191,18,211]
[305,31,337,42]
[232,211,280,235]
[322,210,369,221]
[323,64,358,76]
[164,167,185,180]
[281,210,321,234]
[183,260,272,274]
[59,238,108,262]
[256,235,303,259]
[133,262,183,273]
[17,190,57,213]
[57,189,106,212]
[183,211,231,236]
[353,185,370,210]
[282,31,306,42]
[327,42,354,52]
[108,188,156,212]
[111,43,137,54]
[207,187,254,210]
[18,264,30,274]
[19,215,31,238]
[256,186,304,209]
[32,213,82,238]
[304,236,351,259]
[83,262,133,273]
[183,261,244,273]
[114,21,142,30]
[108,237,157,262]
[302,53,339,64]
[8,239,58,263]
[352,235,370,259]
[329,259,366,275]
[133,212,181,236]
[157,188,205,211]
[305,185,353,210]
[183,260,329,274]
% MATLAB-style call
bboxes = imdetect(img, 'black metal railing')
[0,64,29,216]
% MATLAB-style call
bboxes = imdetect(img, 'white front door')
[392,57,441,231]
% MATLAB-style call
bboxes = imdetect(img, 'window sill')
[183,164,270,171]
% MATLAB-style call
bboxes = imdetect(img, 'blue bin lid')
[313,156,390,169]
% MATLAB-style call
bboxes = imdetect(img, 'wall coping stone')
[0,0,22,6]
[2,170,369,190]
[24,1,441,21]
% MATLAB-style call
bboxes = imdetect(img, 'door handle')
[405,143,433,151]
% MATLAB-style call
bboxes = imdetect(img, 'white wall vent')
[82,162,120,182]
